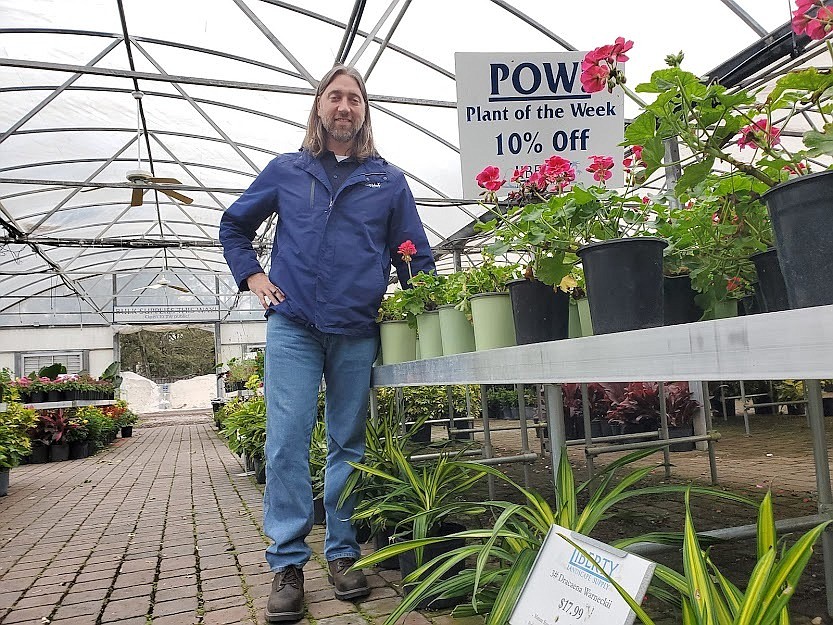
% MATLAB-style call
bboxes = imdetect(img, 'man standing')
[219,65,435,623]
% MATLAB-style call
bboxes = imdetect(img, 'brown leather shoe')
[265,567,304,622]
[327,557,370,601]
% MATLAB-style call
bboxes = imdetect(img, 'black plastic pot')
[577,237,668,334]
[398,522,466,610]
[507,278,569,344]
[373,529,400,570]
[120,426,133,438]
[29,391,45,403]
[750,248,790,312]
[29,443,49,464]
[663,274,703,325]
[313,497,326,525]
[69,441,89,460]
[47,390,61,402]
[753,394,775,415]
[49,443,70,462]
[762,170,833,308]
[451,417,473,440]
[253,457,266,484]
[0,469,8,497]
[667,425,695,452]
[406,421,431,444]
[823,397,833,416]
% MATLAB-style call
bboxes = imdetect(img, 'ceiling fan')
[83,91,193,207]
[131,273,191,294]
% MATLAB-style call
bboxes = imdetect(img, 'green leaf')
[624,111,657,146]
[485,548,537,625]
[641,137,666,173]
[757,491,776,560]
[676,158,715,194]
[535,256,571,288]
[803,127,833,157]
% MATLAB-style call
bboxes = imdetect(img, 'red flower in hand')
[398,240,417,279]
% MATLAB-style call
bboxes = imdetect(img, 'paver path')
[0,417,434,625]
[1,408,831,624]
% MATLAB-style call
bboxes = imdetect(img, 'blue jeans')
[263,311,377,571]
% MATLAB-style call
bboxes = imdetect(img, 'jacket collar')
[294,149,384,194]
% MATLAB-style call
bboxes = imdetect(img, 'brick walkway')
[1,409,831,624]
[0,419,437,625]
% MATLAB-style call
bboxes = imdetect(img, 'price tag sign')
[509,525,654,625]
[455,52,625,199]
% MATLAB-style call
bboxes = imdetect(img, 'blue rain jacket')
[219,150,435,337]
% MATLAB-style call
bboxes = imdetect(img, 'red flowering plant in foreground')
[474,151,653,291]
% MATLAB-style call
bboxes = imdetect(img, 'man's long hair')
[303,65,378,161]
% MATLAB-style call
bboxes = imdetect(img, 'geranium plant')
[474,153,654,290]
[587,19,833,196]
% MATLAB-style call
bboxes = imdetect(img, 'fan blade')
[166,284,191,293]
[160,189,193,205]
[148,177,182,184]
[131,188,144,206]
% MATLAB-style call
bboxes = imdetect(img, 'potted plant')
[774,379,806,415]
[0,402,38,495]
[377,289,416,365]
[347,447,485,609]
[437,270,477,355]
[458,258,520,351]
[36,410,71,461]
[560,382,612,439]
[607,382,700,450]
[399,271,447,359]
[600,19,833,311]
[66,412,90,459]
[658,174,772,319]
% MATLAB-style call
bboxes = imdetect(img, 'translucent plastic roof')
[0,0,816,325]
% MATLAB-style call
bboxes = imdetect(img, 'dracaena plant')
[604,491,830,625]
[355,447,753,624]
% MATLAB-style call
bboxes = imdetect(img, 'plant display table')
[372,304,833,614]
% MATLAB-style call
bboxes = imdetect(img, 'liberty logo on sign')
[456,52,625,198]
[488,62,586,102]
[509,525,654,625]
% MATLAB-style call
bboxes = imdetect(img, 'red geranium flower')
[476,165,506,192]
[398,240,417,280]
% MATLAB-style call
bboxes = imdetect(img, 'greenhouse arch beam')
[489,0,576,51]
[254,0,454,80]
[0,155,257,181]
[718,0,769,37]
[0,58,456,108]
[131,41,262,174]
[232,0,316,85]
[0,39,122,145]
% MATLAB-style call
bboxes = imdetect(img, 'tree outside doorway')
[119,327,215,381]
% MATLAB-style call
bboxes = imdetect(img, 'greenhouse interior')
[2,1,833,624]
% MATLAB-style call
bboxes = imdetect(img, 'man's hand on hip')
[247,272,285,309]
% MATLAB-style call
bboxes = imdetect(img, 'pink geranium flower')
[476,165,506,192]
[586,155,615,183]
[580,64,610,94]
[737,118,781,150]
[397,240,417,279]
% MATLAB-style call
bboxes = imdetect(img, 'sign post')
[455,52,625,198]
[509,525,654,625]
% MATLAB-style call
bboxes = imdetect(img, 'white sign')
[509,525,654,625]
[113,305,220,324]
[455,52,625,199]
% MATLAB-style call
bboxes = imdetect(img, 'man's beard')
[322,113,362,143]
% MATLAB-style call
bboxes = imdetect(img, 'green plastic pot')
[577,297,593,336]
[712,300,739,319]
[438,304,475,355]
[568,300,581,339]
[416,311,442,359]
[470,292,516,351]
[379,320,416,364]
